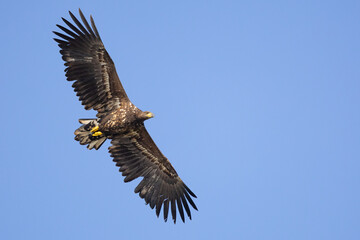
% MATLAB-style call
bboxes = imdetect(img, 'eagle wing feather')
[109,125,197,223]
[54,9,128,118]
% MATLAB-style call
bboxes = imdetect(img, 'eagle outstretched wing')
[109,125,198,223]
[53,9,128,118]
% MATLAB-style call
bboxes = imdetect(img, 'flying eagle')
[53,9,197,223]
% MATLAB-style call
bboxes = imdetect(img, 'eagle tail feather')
[74,118,106,150]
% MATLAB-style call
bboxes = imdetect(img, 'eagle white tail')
[74,119,107,150]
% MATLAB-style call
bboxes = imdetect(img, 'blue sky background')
[1,0,359,239]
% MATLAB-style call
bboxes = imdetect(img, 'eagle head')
[141,111,154,120]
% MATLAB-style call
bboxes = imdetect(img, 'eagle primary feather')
[54,9,197,223]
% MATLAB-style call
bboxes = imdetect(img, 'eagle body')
[98,102,144,134]
[54,9,197,223]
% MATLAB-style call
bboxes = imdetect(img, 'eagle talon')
[92,131,103,137]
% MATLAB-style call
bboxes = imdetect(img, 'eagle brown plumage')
[53,9,197,223]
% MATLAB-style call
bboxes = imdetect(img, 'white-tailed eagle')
[53,9,197,223]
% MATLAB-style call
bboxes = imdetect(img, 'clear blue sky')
[1,0,359,239]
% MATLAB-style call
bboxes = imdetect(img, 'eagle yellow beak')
[145,112,154,119]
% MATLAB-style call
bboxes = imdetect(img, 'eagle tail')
[74,119,107,150]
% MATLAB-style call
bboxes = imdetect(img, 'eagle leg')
[90,126,99,133]
[92,131,103,137]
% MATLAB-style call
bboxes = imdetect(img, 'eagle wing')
[109,124,198,223]
[54,9,128,118]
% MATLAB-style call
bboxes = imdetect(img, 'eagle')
[53,9,197,223]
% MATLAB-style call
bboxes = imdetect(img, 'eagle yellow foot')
[92,131,103,137]
[90,126,99,133]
